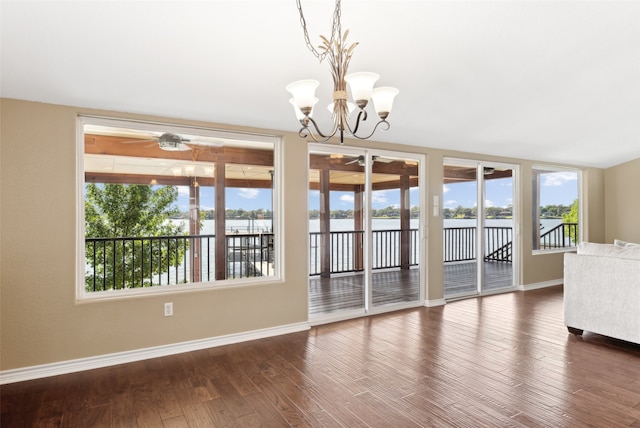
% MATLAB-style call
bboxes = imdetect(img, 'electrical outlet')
[164,302,173,317]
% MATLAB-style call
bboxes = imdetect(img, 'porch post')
[532,171,541,250]
[400,172,410,270]
[354,184,364,271]
[215,162,227,280]
[189,177,202,282]
[320,168,331,278]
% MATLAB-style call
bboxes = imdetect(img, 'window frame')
[76,115,283,301]
[531,164,582,255]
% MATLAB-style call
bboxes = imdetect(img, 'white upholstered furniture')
[563,241,640,344]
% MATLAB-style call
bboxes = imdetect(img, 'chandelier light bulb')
[286,80,319,115]
[290,98,317,121]
[371,87,399,120]
[345,72,380,109]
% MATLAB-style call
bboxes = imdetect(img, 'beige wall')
[605,157,640,243]
[0,98,605,371]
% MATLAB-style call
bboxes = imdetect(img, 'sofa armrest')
[564,252,640,344]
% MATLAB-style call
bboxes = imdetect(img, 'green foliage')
[85,184,186,291]
[540,204,572,218]
[562,199,579,242]
[562,199,579,224]
[196,209,273,220]
[308,205,419,220]
[443,205,477,219]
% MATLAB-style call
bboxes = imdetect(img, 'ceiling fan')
[119,132,193,151]
[345,155,393,167]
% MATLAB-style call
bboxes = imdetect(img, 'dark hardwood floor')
[3,286,640,427]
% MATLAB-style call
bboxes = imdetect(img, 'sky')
[177,171,578,212]
[444,171,578,209]
[177,187,273,212]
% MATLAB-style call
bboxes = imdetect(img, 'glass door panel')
[444,159,517,299]
[443,160,479,298]
[370,155,420,308]
[310,149,423,317]
[482,165,515,291]
[309,150,366,316]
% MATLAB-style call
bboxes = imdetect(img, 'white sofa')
[563,240,640,344]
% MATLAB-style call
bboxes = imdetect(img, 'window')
[78,117,280,299]
[531,166,580,252]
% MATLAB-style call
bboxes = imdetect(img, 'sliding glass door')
[443,159,517,299]
[370,155,420,308]
[309,146,423,319]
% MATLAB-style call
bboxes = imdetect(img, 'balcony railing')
[309,229,420,276]
[443,226,514,263]
[85,223,578,290]
[539,222,578,249]
[85,233,274,292]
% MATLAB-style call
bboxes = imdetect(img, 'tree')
[85,184,186,291]
[562,198,579,243]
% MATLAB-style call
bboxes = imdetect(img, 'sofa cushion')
[578,242,640,260]
[614,239,640,248]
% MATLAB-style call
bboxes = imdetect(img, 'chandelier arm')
[349,119,391,141]
[298,128,332,143]
[344,109,368,136]
[298,116,340,143]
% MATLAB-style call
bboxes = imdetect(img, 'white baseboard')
[425,298,446,307]
[519,279,563,291]
[0,322,310,385]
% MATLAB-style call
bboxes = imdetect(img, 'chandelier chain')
[296,0,342,62]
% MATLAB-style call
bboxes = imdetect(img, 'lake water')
[168,218,563,234]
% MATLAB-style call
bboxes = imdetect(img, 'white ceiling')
[2,1,639,168]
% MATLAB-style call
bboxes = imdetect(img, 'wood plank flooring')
[3,286,640,427]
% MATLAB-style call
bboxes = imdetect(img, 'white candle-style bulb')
[286,80,319,110]
[290,98,317,119]
[371,87,399,118]
[345,72,379,106]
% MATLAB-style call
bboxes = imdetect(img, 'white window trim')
[531,164,582,255]
[76,115,283,302]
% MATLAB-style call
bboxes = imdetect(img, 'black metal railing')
[443,226,513,263]
[85,233,274,292]
[86,223,578,290]
[539,222,578,249]
[443,227,476,263]
[309,229,419,276]
[484,226,513,262]
[444,223,578,263]
[226,233,275,279]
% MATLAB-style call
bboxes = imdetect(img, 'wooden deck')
[4,286,640,426]
[444,260,513,297]
[309,269,420,315]
[310,261,513,315]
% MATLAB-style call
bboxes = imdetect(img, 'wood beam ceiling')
[85,134,273,166]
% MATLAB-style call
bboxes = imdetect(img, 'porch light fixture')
[287,0,399,144]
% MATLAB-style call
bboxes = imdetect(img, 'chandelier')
[287,0,399,144]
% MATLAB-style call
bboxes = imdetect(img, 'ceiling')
[2,1,639,169]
